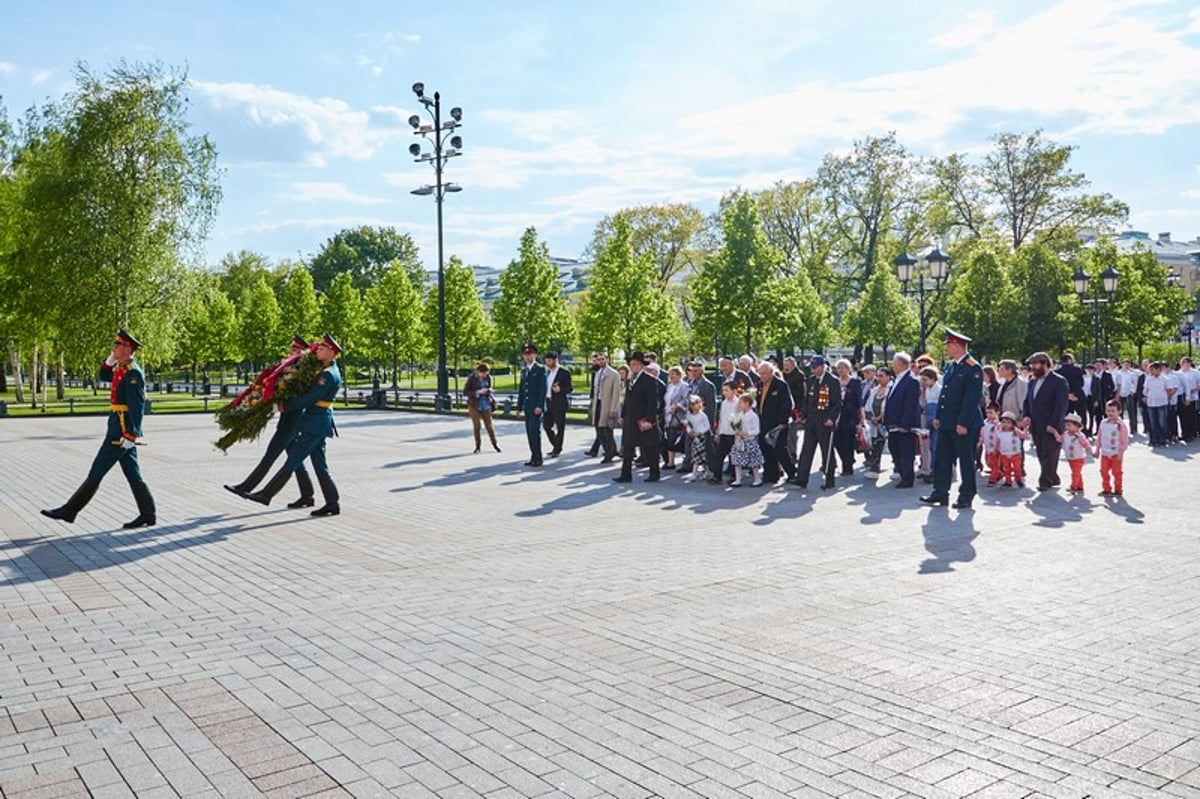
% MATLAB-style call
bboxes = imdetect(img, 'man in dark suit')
[614,352,660,483]
[1057,353,1085,424]
[755,362,795,483]
[1094,359,1115,436]
[516,343,547,467]
[922,328,984,509]
[884,352,922,489]
[541,351,573,458]
[793,356,841,490]
[1022,351,1069,491]
[717,357,753,393]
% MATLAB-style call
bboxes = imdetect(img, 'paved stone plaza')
[1,411,1199,798]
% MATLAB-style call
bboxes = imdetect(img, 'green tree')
[578,214,677,355]
[816,133,921,308]
[238,278,281,370]
[982,131,1128,250]
[840,262,917,361]
[3,61,220,370]
[365,261,423,388]
[279,267,322,340]
[422,256,489,387]
[218,250,274,303]
[491,227,576,355]
[321,271,364,368]
[204,286,239,387]
[1011,242,1072,357]
[586,203,707,288]
[690,193,799,355]
[942,239,1023,361]
[750,179,839,298]
[309,225,422,293]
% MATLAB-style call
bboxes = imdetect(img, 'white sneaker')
[751,478,763,487]
[730,480,743,487]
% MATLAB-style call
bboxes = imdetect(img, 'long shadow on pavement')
[0,512,279,586]
[919,510,980,574]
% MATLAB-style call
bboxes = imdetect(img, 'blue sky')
[2,0,1199,269]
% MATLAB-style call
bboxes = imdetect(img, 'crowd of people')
[489,332,1200,508]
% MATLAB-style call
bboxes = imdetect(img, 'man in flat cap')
[615,352,661,483]
[42,329,156,528]
[517,343,547,466]
[922,328,984,509]
[245,333,343,516]
[225,336,315,506]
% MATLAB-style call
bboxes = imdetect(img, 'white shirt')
[1119,368,1141,397]
[739,408,761,437]
[1182,368,1200,401]
[1168,370,1185,402]
[1082,374,1094,397]
[1143,374,1169,407]
[717,397,740,435]
[545,366,558,400]
[685,410,710,435]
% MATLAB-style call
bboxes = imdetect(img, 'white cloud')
[190,80,411,165]
[0,62,16,76]
[931,10,997,49]
[479,109,585,143]
[286,181,389,205]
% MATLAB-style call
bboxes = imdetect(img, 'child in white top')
[729,393,764,486]
[684,395,712,482]
[709,382,741,484]
[1094,399,1130,496]
[993,411,1029,487]
[981,403,1001,486]
[1060,413,1090,493]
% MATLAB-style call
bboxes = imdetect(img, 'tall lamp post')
[1072,266,1119,364]
[408,82,463,413]
[1183,307,1196,360]
[895,246,951,355]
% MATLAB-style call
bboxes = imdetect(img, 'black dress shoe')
[585,449,599,457]
[952,500,973,509]
[895,481,914,489]
[311,505,340,517]
[600,456,614,464]
[613,476,632,483]
[223,484,247,497]
[123,515,156,529]
[244,491,270,506]
[548,450,561,458]
[645,475,660,483]
[920,495,949,506]
[492,443,502,452]
[473,447,481,454]
[40,507,76,523]
[288,497,315,509]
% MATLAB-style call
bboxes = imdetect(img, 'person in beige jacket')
[586,352,622,463]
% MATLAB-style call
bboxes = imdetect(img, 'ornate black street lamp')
[409,82,463,412]
[895,246,951,354]
[1073,266,1119,364]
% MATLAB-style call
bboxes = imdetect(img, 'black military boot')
[310,469,339,517]
[124,481,157,529]
[41,480,99,524]
[288,469,315,508]
[244,468,289,506]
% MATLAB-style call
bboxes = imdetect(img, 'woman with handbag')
[463,362,501,454]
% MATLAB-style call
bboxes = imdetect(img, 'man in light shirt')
[1180,357,1200,442]
[1118,359,1142,435]
[1142,362,1171,446]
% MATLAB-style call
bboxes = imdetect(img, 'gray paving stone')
[2,414,1199,798]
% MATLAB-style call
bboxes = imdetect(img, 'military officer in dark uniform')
[224,335,315,507]
[792,355,842,490]
[516,343,547,466]
[245,333,343,516]
[922,328,984,509]
[42,329,156,528]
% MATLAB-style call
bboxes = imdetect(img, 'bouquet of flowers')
[730,412,743,432]
[214,351,324,452]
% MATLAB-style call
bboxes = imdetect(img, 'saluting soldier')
[921,328,984,509]
[224,335,315,507]
[41,329,156,528]
[244,333,343,516]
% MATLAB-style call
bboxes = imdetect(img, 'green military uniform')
[929,328,984,506]
[41,329,156,528]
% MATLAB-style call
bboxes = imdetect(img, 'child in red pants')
[994,411,1028,487]
[1060,412,1091,493]
[1095,399,1130,496]
[982,403,1001,485]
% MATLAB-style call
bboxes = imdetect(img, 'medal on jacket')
[817,383,829,411]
